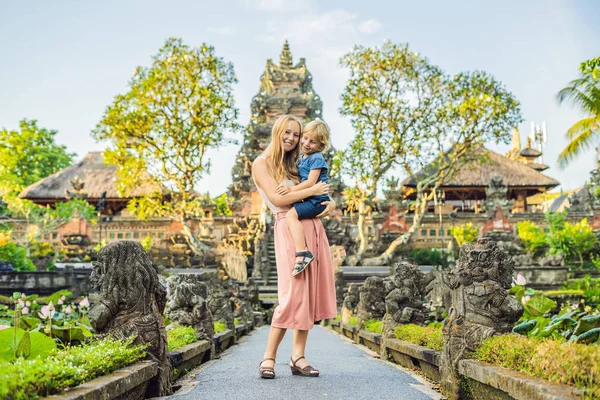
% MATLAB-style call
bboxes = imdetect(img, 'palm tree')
[557,58,600,168]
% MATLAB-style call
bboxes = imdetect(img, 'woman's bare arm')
[289,169,321,192]
[253,158,328,207]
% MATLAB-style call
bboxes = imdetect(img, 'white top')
[253,153,292,214]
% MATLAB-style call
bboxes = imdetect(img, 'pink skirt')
[271,212,337,330]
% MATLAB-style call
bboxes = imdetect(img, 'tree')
[516,220,546,255]
[337,41,446,258]
[0,120,75,195]
[92,38,240,255]
[556,56,600,167]
[450,223,479,247]
[337,41,521,262]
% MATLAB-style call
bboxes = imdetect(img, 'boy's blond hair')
[303,120,331,151]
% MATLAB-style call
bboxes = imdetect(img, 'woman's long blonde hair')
[266,115,302,183]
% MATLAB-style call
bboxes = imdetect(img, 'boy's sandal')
[290,356,319,377]
[292,250,314,277]
[259,357,276,379]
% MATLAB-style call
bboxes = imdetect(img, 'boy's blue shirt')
[297,152,329,184]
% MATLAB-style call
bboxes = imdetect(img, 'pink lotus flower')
[25,301,30,307]
[65,306,73,313]
[79,297,90,308]
[22,307,29,315]
[38,305,55,320]
[513,274,527,286]
[0,325,9,331]
[521,295,531,305]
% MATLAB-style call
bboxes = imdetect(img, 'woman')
[253,114,337,379]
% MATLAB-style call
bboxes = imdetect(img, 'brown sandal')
[259,358,276,379]
[290,356,319,377]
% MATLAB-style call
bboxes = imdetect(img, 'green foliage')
[410,249,448,267]
[564,276,600,306]
[393,324,444,351]
[516,220,546,254]
[167,325,199,351]
[0,328,57,361]
[234,318,240,326]
[347,316,358,327]
[450,223,479,247]
[362,319,382,334]
[476,335,599,398]
[544,214,598,265]
[92,38,241,232]
[0,235,35,271]
[591,254,600,270]
[140,235,153,251]
[0,336,147,400]
[557,57,600,167]
[0,120,75,196]
[213,193,233,216]
[213,321,227,334]
[337,41,521,258]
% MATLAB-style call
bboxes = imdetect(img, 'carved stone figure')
[357,277,388,329]
[512,251,534,266]
[331,245,347,308]
[89,241,171,397]
[165,274,214,341]
[382,260,427,338]
[342,283,360,324]
[440,238,523,399]
[200,274,236,330]
[483,175,513,216]
[538,253,566,267]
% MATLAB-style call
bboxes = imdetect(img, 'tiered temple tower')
[230,41,324,215]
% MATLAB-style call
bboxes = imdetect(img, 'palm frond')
[565,117,600,139]
[557,124,600,168]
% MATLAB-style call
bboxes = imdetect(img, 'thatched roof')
[402,147,560,190]
[19,152,161,200]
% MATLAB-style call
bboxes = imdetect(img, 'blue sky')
[1,0,598,196]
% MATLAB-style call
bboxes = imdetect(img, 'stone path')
[166,325,441,400]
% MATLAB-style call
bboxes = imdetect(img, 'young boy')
[276,120,331,277]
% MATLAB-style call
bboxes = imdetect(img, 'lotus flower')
[0,325,9,331]
[79,297,90,308]
[65,306,73,313]
[38,305,56,320]
[513,274,527,286]
[521,295,531,305]
[22,307,29,315]
[25,301,30,307]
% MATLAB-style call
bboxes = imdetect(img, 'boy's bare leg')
[286,208,307,265]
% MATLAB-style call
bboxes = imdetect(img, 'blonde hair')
[303,120,331,151]
[266,115,302,183]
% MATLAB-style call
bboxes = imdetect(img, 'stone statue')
[512,251,534,266]
[483,175,513,216]
[341,283,360,325]
[382,260,427,338]
[331,245,347,308]
[165,274,214,341]
[200,274,235,330]
[440,238,523,399]
[89,241,171,397]
[538,253,565,267]
[357,277,388,329]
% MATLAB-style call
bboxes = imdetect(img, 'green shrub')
[410,249,448,267]
[335,314,341,321]
[450,223,478,246]
[0,233,35,271]
[167,325,199,351]
[0,336,147,400]
[393,324,444,351]
[347,316,358,327]
[476,335,600,398]
[362,319,382,334]
[213,321,227,334]
[516,220,546,254]
[234,318,240,326]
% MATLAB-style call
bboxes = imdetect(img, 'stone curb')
[382,338,441,367]
[213,329,234,353]
[357,330,382,353]
[341,323,359,342]
[43,360,158,400]
[168,339,212,381]
[459,359,584,400]
[381,337,441,382]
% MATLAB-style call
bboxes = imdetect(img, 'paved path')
[166,325,440,400]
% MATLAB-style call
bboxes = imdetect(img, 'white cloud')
[207,26,237,36]
[358,18,382,34]
[243,0,312,12]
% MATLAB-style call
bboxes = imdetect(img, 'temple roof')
[19,152,161,200]
[402,147,560,189]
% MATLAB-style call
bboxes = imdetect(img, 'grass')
[362,319,383,334]
[335,314,341,321]
[0,337,147,400]
[167,325,199,351]
[476,335,600,399]
[214,321,227,334]
[393,324,444,351]
[347,316,358,327]
[542,290,585,296]
[234,318,240,326]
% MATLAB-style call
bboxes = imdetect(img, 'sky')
[1,0,599,196]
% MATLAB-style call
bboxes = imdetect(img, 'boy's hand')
[276,185,291,195]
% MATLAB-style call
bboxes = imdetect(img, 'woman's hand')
[316,198,337,218]
[276,184,290,195]
[311,181,329,197]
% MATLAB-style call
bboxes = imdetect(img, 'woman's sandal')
[289,356,319,377]
[259,358,276,379]
[292,250,314,277]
